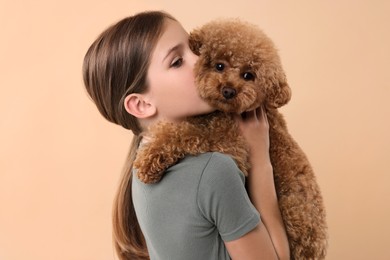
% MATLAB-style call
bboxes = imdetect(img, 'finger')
[255,106,262,119]
[234,113,242,121]
[259,105,269,125]
[244,109,258,122]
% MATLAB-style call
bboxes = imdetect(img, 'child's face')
[145,19,214,122]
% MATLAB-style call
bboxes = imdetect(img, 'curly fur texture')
[135,111,249,183]
[134,19,327,259]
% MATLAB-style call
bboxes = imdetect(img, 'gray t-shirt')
[132,152,260,260]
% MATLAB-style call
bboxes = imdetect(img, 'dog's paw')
[134,144,181,184]
[134,151,166,184]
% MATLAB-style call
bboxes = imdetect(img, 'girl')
[83,11,289,260]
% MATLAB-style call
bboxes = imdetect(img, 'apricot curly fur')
[134,112,250,183]
[133,19,327,259]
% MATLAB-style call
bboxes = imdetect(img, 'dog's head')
[189,19,291,113]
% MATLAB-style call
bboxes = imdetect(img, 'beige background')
[1,0,389,259]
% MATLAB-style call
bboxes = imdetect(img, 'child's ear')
[124,94,156,119]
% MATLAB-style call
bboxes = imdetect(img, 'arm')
[225,223,278,259]
[226,107,290,260]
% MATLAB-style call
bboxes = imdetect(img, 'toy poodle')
[134,19,327,259]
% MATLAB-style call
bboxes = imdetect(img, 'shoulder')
[171,152,244,179]
[195,153,259,240]
[169,152,246,197]
[206,152,240,167]
[183,151,237,166]
[198,152,245,185]
[196,152,246,202]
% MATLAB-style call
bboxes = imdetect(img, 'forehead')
[152,19,188,55]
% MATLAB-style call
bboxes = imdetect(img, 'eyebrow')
[162,43,184,63]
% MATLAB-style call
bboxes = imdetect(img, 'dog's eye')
[242,72,255,81]
[215,63,225,71]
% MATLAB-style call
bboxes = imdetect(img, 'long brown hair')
[82,11,176,260]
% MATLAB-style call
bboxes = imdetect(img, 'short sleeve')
[197,153,260,242]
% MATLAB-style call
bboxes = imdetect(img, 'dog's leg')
[134,112,250,183]
[267,110,327,259]
[134,114,230,184]
[134,120,206,183]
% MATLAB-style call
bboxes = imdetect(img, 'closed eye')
[170,57,183,68]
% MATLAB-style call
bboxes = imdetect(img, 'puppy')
[134,19,327,259]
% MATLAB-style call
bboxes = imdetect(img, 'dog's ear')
[189,29,204,55]
[265,70,292,108]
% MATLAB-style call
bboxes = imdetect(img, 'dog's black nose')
[221,87,237,99]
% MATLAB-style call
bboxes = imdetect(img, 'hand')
[235,106,271,166]
[236,107,290,260]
